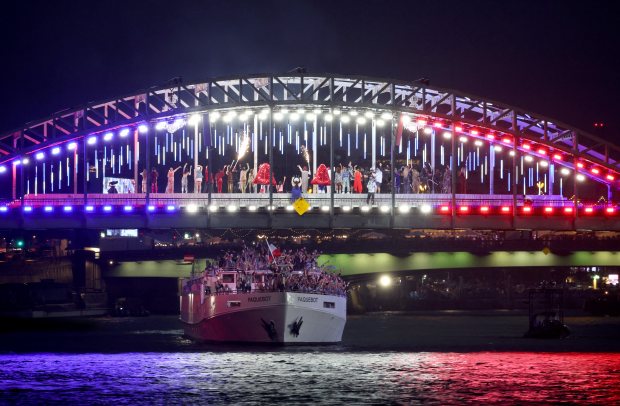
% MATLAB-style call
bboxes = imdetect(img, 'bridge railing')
[11,192,570,209]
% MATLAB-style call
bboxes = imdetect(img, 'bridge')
[0,73,619,232]
[100,251,620,279]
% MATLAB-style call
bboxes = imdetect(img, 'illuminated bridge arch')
[0,73,619,231]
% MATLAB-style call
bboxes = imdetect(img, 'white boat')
[180,265,347,344]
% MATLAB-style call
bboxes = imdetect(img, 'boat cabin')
[204,269,272,294]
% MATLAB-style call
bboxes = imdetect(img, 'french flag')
[268,243,281,258]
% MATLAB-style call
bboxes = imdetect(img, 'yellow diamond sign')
[293,198,310,216]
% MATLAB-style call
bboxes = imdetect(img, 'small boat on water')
[180,245,347,344]
[524,286,570,339]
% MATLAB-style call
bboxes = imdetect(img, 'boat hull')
[180,291,346,344]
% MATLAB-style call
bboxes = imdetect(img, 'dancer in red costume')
[253,163,277,193]
[353,166,363,193]
[311,163,331,193]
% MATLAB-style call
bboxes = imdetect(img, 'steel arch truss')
[1,73,619,187]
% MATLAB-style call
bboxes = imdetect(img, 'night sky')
[1,0,618,143]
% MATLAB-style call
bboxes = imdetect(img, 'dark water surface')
[1,313,620,404]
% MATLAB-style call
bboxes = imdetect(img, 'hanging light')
[210,111,221,121]
[188,114,202,126]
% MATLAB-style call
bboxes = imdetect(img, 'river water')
[1,313,620,404]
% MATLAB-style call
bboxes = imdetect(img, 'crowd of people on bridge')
[196,245,348,296]
[138,160,468,197]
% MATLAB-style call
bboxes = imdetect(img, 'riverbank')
[1,310,619,353]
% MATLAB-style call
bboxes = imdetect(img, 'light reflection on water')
[1,352,619,404]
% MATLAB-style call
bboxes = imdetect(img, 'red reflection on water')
[391,353,620,404]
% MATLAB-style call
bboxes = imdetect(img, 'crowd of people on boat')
[200,245,348,296]
[138,160,468,195]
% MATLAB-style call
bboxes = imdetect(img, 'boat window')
[227,301,241,308]
[222,274,235,283]
[323,302,335,309]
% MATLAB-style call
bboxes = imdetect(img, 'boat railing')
[204,285,346,297]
